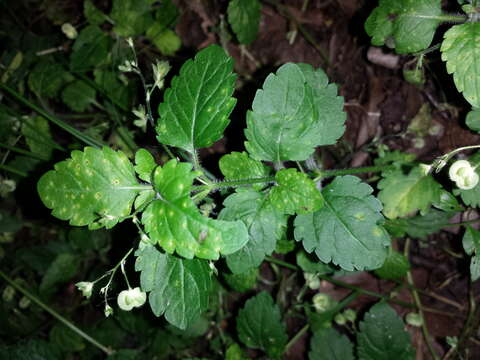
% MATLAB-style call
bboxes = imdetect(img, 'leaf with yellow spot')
[268,168,323,215]
[37,147,141,229]
[294,176,390,271]
[142,159,248,260]
[378,166,442,219]
[156,45,237,152]
[135,244,212,329]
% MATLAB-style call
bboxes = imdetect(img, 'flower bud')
[75,281,94,299]
[449,160,479,190]
[61,23,78,39]
[304,273,320,290]
[117,287,147,311]
[104,304,113,317]
[312,293,335,313]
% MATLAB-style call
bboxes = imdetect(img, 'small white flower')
[312,293,334,313]
[449,160,479,190]
[117,287,147,311]
[152,60,171,90]
[104,304,114,317]
[61,23,77,39]
[303,273,320,290]
[75,281,94,299]
[126,38,134,48]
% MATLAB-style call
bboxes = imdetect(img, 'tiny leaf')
[268,168,323,215]
[61,80,96,112]
[38,147,140,229]
[462,226,480,281]
[374,249,410,280]
[309,328,354,360]
[70,25,111,72]
[22,116,54,160]
[245,63,345,162]
[441,23,480,108]
[294,176,390,271]
[227,0,262,45]
[219,151,270,191]
[142,159,248,260]
[365,0,442,54]
[357,302,414,360]
[236,292,287,358]
[135,244,212,329]
[134,148,157,182]
[156,45,237,152]
[220,190,286,274]
[378,166,442,219]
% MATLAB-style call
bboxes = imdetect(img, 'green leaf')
[94,70,134,110]
[220,190,286,273]
[236,292,287,358]
[374,249,410,280]
[245,63,345,162]
[40,253,80,296]
[22,116,54,160]
[462,226,480,281]
[365,0,442,54]
[466,109,480,132]
[110,0,153,37]
[227,0,261,45]
[146,27,181,56]
[70,25,111,72]
[38,147,140,229]
[84,0,107,25]
[156,45,237,152]
[226,343,248,360]
[268,168,323,215]
[219,151,270,191]
[28,60,70,98]
[0,339,62,360]
[61,80,96,112]
[309,328,354,360]
[142,159,248,260]
[441,23,480,108]
[378,166,442,219]
[223,267,258,292]
[385,209,455,239]
[294,176,390,271]
[357,302,414,360]
[49,324,85,353]
[296,250,334,274]
[134,148,156,182]
[135,244,212,329]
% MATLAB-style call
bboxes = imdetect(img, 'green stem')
[265,256,415,308]
[193,175,276,192]
[315,164,395,181]
[0,164,27,177]
[0,142,49,161]
[0,270,114,356]
[0,83,104,148]
[117,185,153,190]
[404,239,440,360]
[285,324,309,353]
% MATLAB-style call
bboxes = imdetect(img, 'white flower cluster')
[449,160,479,190]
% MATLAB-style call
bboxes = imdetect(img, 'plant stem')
[285,324,309,353]
[315,164,395,181]
[0,142,49,161]
[0,270,114,356]
[0,83,104,149]
[265,256,416,308]
[193,175,276,192]
[0,164,27,177]
[404,239,440,360]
